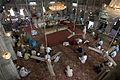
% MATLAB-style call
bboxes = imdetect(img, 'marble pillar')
[0,36,20,80]
[5,37,17,60]
[0,59,20,80]
[104,18,114,34]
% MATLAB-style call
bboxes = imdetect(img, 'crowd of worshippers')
[12,28,61,78]
[12,27,120,77]
[63,38,90,77]
[94,36,119,58]
[64,33,120,74]
[63,38,89,65]
[93,34,120,73]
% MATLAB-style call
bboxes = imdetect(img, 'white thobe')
[76,38,82,44]
[98,41,103,45]
[20,68,30,77]
[54,56,60,62]
[96,46,101,50]
[31,50,36,56]
[17,51,23,57]
[63,42,69,46]
[45,54,51,59]
[66,68,73,77]
[31,30,37,36]
[46,47,52,54]
[79,55,87,64]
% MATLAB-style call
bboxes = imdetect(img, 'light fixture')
[2,52,11,59]
[72,3,78,7]
[49,2,67,11]
[104,0,120,18]
[29,2,37,6]
[49,1,55,4]
[5,32,11,37]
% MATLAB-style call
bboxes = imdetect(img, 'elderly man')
[79,52,87,64]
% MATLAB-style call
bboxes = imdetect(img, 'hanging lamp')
[49,2,67,11]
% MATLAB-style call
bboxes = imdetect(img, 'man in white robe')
[54,56,60,63]
[46,47,52,54]
[82,26,86,39]
[65,65,73,77]
[19,67,30,77]
[40,44,45,53]
[98,39,103,46]
[76,38,82,44]
[17,50,23,57]
[79,53,87,64]
[31,49,36,56]
[45,54,51,59]
[63,42,69,46]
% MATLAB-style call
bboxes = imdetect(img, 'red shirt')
[73,40,76,45]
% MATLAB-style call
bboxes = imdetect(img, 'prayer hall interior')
[0,0,120,80]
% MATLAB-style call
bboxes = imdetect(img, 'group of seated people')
[93,34,120,73]
[95,37,119,58]
[17,42,61,77]
[12,22,63,78]
[63,38,90,77]
[63,38,89,65]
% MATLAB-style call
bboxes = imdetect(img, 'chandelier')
[49,2,67,11]
[104,0,120,18]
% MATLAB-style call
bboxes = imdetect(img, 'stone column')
[104,18,114,34]
[0,59,20,80]
[5,37,17,60]
[0,36,20,80]
[94,20,99,29]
